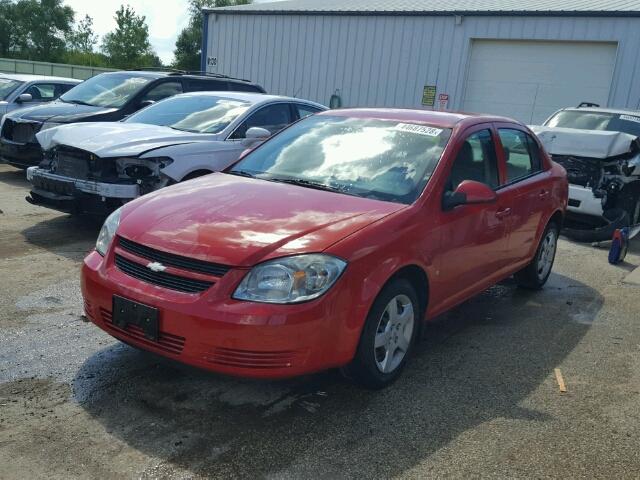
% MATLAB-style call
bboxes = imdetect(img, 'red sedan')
[82,109,568,388]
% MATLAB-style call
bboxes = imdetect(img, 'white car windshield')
[126,95,252,134]
[230,115,452,204]
[60,73,154,108]
[546,110,640,137]
[0,78,23,100]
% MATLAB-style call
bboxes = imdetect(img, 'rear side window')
[184,79,227,92]
[140,81,183,103]
[296,104,323,120]
[230,103,293,139]
[448,129,500,189]
[25,83,57,100]
[498,129,542,182]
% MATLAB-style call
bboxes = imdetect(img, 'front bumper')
[0,138,42,168]
[567,184,604,218]
[28,167,139,198]
[81,250,360,379]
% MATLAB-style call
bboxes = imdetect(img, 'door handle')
[495,207,512,219]
[539,189,550,199]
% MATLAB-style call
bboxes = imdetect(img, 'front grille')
[206,347,298,369]
[100,308,185,355]
[53,146,91,178]
[115,254,214,293]
[552,155,602,188]
[1,118,41,143]
[118,237,231,277]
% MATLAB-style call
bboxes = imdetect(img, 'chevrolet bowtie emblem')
[146,261,167,272]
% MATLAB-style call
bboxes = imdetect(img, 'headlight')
[95,207,122,256]
[233,254,347,304]
[40,122,63,132]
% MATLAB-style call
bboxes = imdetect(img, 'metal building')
[202,0,640,124]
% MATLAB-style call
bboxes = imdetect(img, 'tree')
[101,5,160,69]
[173,0,251,71]
[0,0,15,57]
[67,14,97,54]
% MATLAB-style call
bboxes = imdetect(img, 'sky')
[63,0,279,65]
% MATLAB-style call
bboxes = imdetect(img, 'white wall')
[205,13,640,117]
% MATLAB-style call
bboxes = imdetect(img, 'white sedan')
[27,92,326,215]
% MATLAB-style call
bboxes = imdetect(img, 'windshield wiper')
[64,99,94,107]
[268,177,345,194]
[228,169,258,178]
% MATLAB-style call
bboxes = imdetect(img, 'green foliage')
[101,5,160,69]
[172,0,251,71]
[67,14,97,54]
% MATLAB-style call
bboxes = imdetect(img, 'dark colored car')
[0,70,265,169]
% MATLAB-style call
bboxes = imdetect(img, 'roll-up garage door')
[462,40,617,124]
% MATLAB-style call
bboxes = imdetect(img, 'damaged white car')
[26,92,326,214]
[531,106,640,241]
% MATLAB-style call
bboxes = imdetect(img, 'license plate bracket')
[112,295,159,341]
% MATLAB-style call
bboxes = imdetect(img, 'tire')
[343,278,420,389]
[514,221,559,289]
[617,185,640,226]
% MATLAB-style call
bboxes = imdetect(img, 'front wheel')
[343,278,420,389]
[514,221,559,289]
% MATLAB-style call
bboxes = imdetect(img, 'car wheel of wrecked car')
[181,170,213,182]
[618,185,640,226]
[343,278,420,389]
[515,221,559,289]
[563,208,630,243]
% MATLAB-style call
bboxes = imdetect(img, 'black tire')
[617,185,640,226]
[181,170,213,182]
[343,278,420,389]
[514,221,559,289]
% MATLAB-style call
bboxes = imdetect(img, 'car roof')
[125,70,260,85]
[0,73,80,83]
[170,91,327,108]
[560,106,640,116]
[319,108,519,129]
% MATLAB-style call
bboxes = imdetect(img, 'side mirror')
[242,127,271,146]
[442,180,497,211]
[139,99,155,109]
[17,93,33,103]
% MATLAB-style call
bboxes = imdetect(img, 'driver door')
[434,125,513,311]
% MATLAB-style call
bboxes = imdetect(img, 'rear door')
[495,124,550,263]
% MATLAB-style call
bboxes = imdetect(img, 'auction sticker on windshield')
[393,123,443,137]
[620,114,640,124]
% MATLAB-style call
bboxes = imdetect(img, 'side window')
[184,79,227,92]
[231,104,293,139]
[498,129,541,182]
[448,129,500,190]
[56,83,76,97]
[296,104,322,120]
[24,83,57,101]
[140,81,183,103]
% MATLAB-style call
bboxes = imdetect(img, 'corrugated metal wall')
[205,13,640,112]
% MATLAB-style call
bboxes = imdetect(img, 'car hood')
[36,122,219,157]
[530,125,638,159]
[117,173,404,267]
[7,101,117,123]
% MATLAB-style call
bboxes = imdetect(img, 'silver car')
[0,73,81,120]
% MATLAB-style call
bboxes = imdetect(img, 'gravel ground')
[1,163,639,479]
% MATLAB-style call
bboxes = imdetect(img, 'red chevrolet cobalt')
[82,109,567,388]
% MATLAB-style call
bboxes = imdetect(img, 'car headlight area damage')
[27,145,174,215]
[531,126,640,242]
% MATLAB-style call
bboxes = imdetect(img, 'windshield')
[546,110,640,137]
[60,73,154,108]
[125,95,251,133]
[0,78,23,100]
[230,115,452,204]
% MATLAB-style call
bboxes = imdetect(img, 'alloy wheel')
[374,294,415,374]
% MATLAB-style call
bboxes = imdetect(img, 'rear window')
[546,110,640,137]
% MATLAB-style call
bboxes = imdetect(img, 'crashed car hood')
[530,125,638,159]
[117,173,404,267]
[36,122,218,157]
[7,101,118,123]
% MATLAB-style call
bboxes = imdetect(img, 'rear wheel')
[514,221,559,289]
[343,278,420,389]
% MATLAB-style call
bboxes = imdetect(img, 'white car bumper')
[27,167,139,199]
[567,184,604,218]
